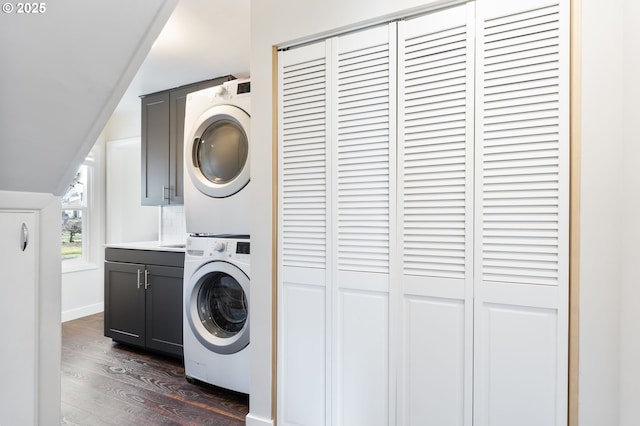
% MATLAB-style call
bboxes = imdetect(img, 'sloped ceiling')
[0,0,178,195]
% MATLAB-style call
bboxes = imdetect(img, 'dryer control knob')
[213,241,226,252]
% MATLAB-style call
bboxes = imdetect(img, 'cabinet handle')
[20,223,28,251]
[162,185,170,201]
[137,269,142,289]
[144,269,150,289]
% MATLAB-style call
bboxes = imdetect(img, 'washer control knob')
[213,241,226,252]
[215,85,227,97]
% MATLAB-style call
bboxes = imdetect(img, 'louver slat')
[337,39,390,274]
[481,4,561,286]
[281,57,327,269]
[402,24,469,279]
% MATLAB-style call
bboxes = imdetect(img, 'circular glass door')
[186,261,250,354]
[186,104,251,198]
[195,119,248,185]
[198,271,247,338]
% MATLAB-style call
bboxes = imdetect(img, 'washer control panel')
[186,236,250,261]
[213,240,226,252]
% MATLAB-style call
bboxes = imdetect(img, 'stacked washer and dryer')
[182,78,251,394]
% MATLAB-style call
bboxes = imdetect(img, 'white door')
[397,4,475,425]
[277,1,569,424]
[474,0,569,424]
[278,23,396,426]
[332,24,395,426]
[0,211,37,424]
[278,39,330,426]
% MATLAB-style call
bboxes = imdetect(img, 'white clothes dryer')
[183,78,251,235]
[183,235,250,394]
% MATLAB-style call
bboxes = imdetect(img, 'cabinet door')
[145,265,184,356]
[141,91,170,205]
[104,261,146,346]
[169,87,188,205]
[0,211,37,424]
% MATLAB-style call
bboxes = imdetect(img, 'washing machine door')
[186,104,250,198]
[186,261,249,354]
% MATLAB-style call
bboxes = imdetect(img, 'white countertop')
[104,241,186,252]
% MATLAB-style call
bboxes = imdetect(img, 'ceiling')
[111,0,250,131]
[0,0,249,196]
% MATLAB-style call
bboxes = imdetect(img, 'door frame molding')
[569,0,581,424]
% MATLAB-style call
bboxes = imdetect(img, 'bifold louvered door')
[278,24,394,426]
[278,1,568,424]
[474,0,569,425]
[397,4,474,425]
[278,40,329,426]
[333,24,395,426]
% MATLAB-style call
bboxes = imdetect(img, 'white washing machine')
[183,78,251,235]
[183,235,250,394]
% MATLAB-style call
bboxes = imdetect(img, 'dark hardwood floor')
[61,313,249,425]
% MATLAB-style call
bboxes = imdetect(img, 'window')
[61,161,92,264]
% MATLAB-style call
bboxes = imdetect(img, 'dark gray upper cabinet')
[141,92,171,205]
[141,75,235,205]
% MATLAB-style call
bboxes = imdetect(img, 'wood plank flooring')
[61,313,249,425]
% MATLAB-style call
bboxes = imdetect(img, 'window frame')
[61,158,95,272]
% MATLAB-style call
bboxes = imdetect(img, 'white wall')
[61,268,105,322]
[106,137,159,243]
[105,107,142,142]
[620,0,640,423]
[104,96,162,245]
[579,0,625,424]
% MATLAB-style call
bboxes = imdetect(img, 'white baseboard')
[61,303,104,323]
[245,412,274,426]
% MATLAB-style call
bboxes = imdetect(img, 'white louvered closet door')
[397,4,475,426]
[474,1,569,425]
[278,40,330,426]
[278,24,395,426]
[331,24,395,426]
[278,1,569,424]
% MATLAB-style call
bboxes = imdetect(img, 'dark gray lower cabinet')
[104,249,184,357]
[145,264,183,355]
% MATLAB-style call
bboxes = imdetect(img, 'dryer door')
[186,104,250,198]
[185,260,249,354]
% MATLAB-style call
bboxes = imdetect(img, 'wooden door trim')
[569,0,581,424]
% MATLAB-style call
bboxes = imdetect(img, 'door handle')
[20,223,28,251]
[137,269,142,289]
[162,185,171,202]
[144,269,150,289]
